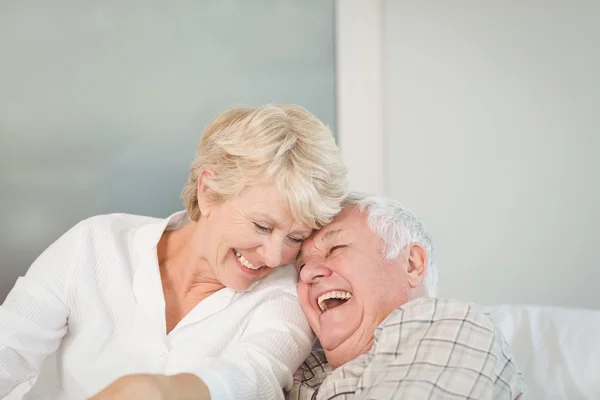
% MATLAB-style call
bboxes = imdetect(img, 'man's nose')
[299,259,332,283]
[257,238,283,268]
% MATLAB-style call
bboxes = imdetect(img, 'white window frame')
[335,0,387,195]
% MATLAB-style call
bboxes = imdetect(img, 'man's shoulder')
[377,296,494,334]
[373,297,501,362]
[369,297,527,399]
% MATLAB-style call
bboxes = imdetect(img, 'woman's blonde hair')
[181,104,348,229]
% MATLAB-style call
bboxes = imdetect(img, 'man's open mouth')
[317,290,353,312]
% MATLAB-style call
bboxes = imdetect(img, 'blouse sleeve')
[0,222,81,397]
[193,289,314,400]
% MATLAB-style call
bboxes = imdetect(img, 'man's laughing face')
[296,205,427,368]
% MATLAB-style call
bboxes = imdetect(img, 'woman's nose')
[257,239,283,268]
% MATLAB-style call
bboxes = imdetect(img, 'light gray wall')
[384,2,599,308]
[0,1,335,300]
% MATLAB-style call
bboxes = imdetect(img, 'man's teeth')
[233,249,261,270]
[317,291,353,311]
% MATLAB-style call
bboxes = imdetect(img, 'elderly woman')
[0,104,348,400]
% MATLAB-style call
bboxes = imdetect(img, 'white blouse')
[0,211,314,400]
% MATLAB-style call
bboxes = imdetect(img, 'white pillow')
[485,304,600,400]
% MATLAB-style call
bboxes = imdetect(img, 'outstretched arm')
[91,285,314,400]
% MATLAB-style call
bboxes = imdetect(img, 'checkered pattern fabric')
[287,297,528,400]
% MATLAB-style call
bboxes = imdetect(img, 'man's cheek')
[297,287,311,311]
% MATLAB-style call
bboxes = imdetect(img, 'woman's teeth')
[233,249,261,270]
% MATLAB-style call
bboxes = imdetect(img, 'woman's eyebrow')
[250,212,276,224]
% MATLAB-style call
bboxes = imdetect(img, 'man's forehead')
[296,210,367,265]
[309,221,345,243]
[296,229,340,264]
[300,226,340,253]
[301,208,363,248]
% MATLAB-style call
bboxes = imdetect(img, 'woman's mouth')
[233,249,263,271]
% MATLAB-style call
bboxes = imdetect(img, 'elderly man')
[288,193,527,400]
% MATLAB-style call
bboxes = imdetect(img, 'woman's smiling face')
[196,181,313,291]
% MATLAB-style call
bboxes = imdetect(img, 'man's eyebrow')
[323,229,343,242]
[296,229,346,267]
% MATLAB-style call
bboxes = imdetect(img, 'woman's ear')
[196,170,214,217]
[405,243,427,288]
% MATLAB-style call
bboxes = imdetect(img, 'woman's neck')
[157,221,225,299]
[157,221,225,333]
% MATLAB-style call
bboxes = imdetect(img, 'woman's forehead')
[240,185,315,227]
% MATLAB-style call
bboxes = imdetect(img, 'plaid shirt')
[287,297,527,400]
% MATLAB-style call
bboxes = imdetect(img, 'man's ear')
[196,170,214,217]
[405,243,427,288]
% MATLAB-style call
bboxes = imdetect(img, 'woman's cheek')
[281,246,301,265]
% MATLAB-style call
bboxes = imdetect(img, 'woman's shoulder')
[56,212,169,257]
[77,212,161,226]
[245,264,299,297]
[69,212,163,238]
[23,213,169,291]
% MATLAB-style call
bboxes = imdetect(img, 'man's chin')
[315,307,361,351]
[316,324,355,353]
[321,339,362,370]
[318,335,346,352]
[316,317,373,368]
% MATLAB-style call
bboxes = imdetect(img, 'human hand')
[88,374,167,400]
[89,373,210,400]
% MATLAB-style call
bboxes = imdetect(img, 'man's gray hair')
[342,192,438,296]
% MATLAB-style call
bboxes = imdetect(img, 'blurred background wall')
[338,0,599,309]
[0,0,336,300]
[2,1,599,310]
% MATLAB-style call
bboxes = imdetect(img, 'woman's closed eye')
[253,222,306,244]
[287,236,305,244]
[253,222,272,233]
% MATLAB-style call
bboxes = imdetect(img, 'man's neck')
[325,334,374,370]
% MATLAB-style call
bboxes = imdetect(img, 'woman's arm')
[0,222,80,397]
[91,288,314,400]
[192,291,314,400]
